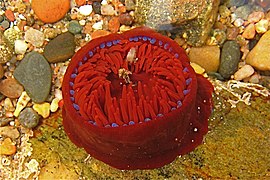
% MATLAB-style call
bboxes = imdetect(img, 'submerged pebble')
[33,102,51,118]
[24,28,44,47]
[18,108,40,129]
[0,138,16,155]
[0,78,24,99]
[234,64,255,80]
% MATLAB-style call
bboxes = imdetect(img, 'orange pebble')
[75,0,86,6]
[0,138,17,156]
[5,9,15,22]
[31,0,70,23]
[91,30,111,39]
[108,17,120,33]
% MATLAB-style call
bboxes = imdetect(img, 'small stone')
[255,19,269,34]
[226,0,247,7]
[189,45,220,72]
[233,64,255,81]
[108,17,120,33]
[44,32,75,63]
[248,11,265,23]
[67,20,83,34]
[14,52,52,103]
[24,28,44,47]
[0,126,20,139]
[0,31,14,64]
[14,91,31,117]
[4,27,21,46]
[14,40,28,54]
[0,64,4,79]
[92,21,103,30]
[0,78,24,99]
[249,73,260,84]
[125,0,136,11]
[190,62,205,74]
[242,23,256,39]
[246,30,270,71]
[33,102,50,118]
[219,5,231,18]
[234,18,244,27]
[1,20,10,30]
[101,4,115,16]
[50,98,60,112]
[32,0,70,23]
[79,5,93,16]
[119,13,133,25]
[0,138,16,155]
[75,0,86,6]
[218,40,241,79]
[5,9,15,22]
[93,1,101,14]
[235,4,252,20]
[0,117,14,127]
[91,29,110,39]
[4,98,15,112]
[227,27,240,40]
[18,107,40,129]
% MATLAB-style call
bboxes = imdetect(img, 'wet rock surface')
[14,52,52,103]
[18,107,40,129]
[43,32,75,63]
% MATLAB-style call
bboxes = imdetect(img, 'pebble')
[33,102,51,118]
[14,52,52,103]
[234,4,252,20]
[227,27,239,40]
[249,73,260,84]
[79,5,93,16]
[18,107,40,129]
[189,45,220,72]
[91,29,110,39]
[50,98,60,112]
[108,17,120,33]
[4,98,15,112]
[93,1,102,14]
[0,126,20,139]
[219,5,231,18]
[233,18,244,27]
[75,0,86,6]
[0,138,16,155]
[0,31,14,64]
[92,20,103,30]
[4,27,21,46]
[101,4,115,16]
[119,13,133,25]
[255,19,269,34]
[24,28,44,47]
[44,32,75,63]
[125,0,136,11]
[1,20,10,30]
[246,30,270,71]
[0,64,4,79]
[0,78,24,99]
[242,23,256,39]
[67,20,83,34]
[0,117,14,127]
[14,91,31,117]
[226,0,247,7]
[233,64,255,81]
[5,9,15,22]
[14,40,28,54]
[248,11,265,23]
[218,40,241,79]
[190,62,205,74]
[31,0,70,23]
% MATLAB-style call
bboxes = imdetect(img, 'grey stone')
[235,4,252,20]
[14,52,52,103]
[226,0,248,7]
[218,40,241,79]
[67,20,82,35]
[43,32,75,63]
[18,107,40,129]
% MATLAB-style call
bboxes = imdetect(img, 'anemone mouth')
[66,34,193,128]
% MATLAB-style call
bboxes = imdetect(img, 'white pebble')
[50,98,60,113]
[101,4,115,16]
[92,20,103,30]
[14,91,31,117]
[24,28,44,47]
[79,19,86,26]
[14,40,28,54]
[234,18,244,27]
[255,19,269,34]
[79,5,93,16]
[234,64,254,81]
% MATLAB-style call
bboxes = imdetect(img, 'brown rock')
[189,45,220,72]
[242,23,256,39]
[227,27,239,40]
[31,0,70,23]
[0,78,24,98]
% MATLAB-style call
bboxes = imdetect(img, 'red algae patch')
[62,27,213,170]
[31,0,70,23]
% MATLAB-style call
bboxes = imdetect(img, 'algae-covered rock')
[135,0,220,46]
[0,31,14,64]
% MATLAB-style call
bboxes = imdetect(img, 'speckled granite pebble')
[18,108,40,129]
[44,32,75,63]
[218,40,240,79]
[14,52,52,103]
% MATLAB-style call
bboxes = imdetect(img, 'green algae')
[29,80,270,179]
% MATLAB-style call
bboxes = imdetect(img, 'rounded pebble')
[14,52,52,103]
[4,9,15,22]
[75,0,86,6]
[101,4,115,16]
[242,23,256,39]
[0,138,16,155]
[189,45,220,72]
[93,1,101,14]
[33,102,51,118]
[234,64,255,81]
[218,40,241,79]
[125,0,136,11]
[79,5,93,16]
[248,11,265,23]
[255,19,269,34]
[32,0,70,23]
[50,98,60,112]
[67,20,83,34]
[24,28,44,47]
[1,20,10,30]
[235,4,252,20]
[14,40,28,54]
[119,13,133,25]
[0,78,24,99]
[18,107,40,129]
[108,17,120,33]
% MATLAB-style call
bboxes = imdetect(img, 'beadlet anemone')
[62,27,214,170]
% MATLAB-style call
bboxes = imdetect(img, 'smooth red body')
[62,27,213,170]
